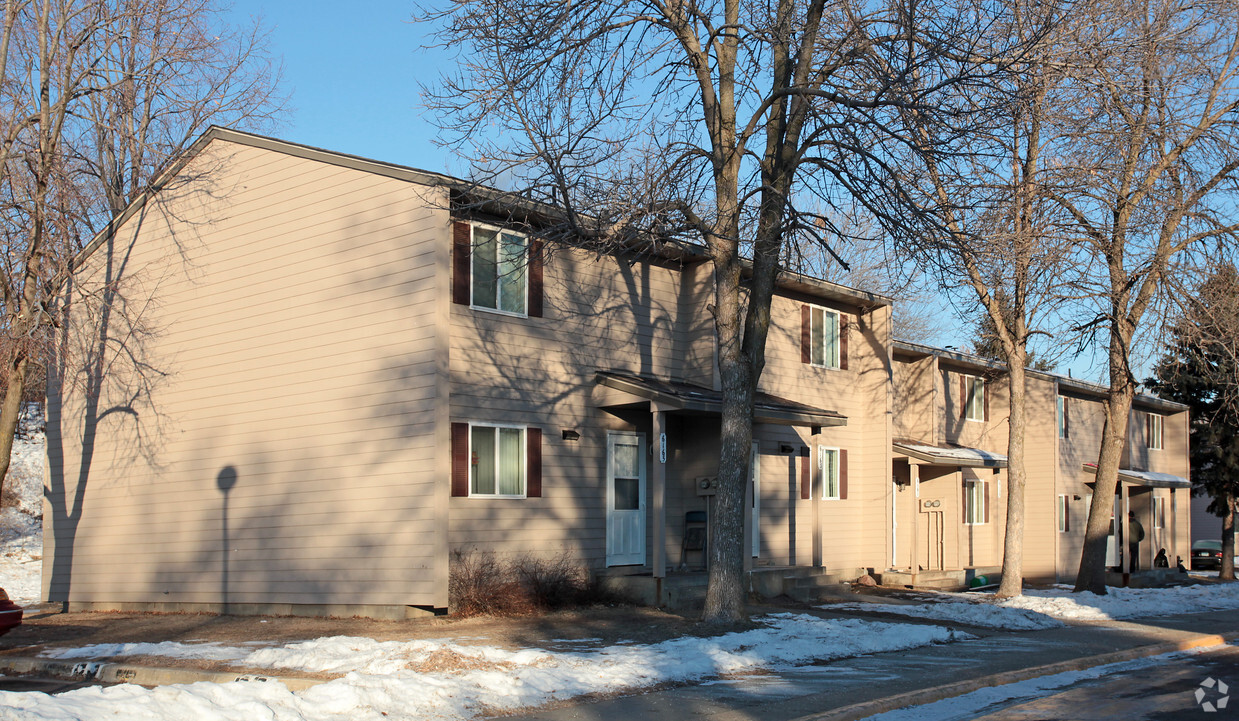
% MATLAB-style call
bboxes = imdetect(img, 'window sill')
[468,304,529,320]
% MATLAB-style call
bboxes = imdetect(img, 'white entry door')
[607,432,647,566]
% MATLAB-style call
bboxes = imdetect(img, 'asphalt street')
[493,609,1239,721]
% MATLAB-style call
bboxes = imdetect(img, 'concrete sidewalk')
[492,609,1239,721]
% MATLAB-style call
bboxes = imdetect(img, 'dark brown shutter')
[528,239,544,318]
[801,305,811,364]
[452,222,471,306]
[960,374,967,419]
[962,481,969,524]
[839,449,849,500]
[451,422,469,497]
[983,380,990,421]
[984,481,990,523]
[840,315,849,370]
[800,446,811,499]
[1145,413,1152,444]
[526,428,542,497]
[1064,397,1070,438]
[1064,497,1070,532]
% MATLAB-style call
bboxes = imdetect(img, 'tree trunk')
[0,350,29,508]
[703,248,753,624]
[1221,498,1235,581]
[1074,384,1134,594]
[996,361,1027,597]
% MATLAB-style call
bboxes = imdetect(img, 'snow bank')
[0,403,45,604]
[13,614,965,720]
[827,581,1239,629]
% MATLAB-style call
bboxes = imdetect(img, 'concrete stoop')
[598,566,866,609]
[877,567,1002,591]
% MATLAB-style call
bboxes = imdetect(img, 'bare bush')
[449,549,617,617]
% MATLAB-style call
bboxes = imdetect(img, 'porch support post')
[651,403,668,579]
[1120,482,1131,573]
[1170,488,1178,568]
[910,463,920,572]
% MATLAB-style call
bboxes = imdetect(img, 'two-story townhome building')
[888,341,1191,587]
[43,128,1191,618]
[45,127,899,617]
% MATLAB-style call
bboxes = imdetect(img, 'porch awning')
[893,440,1008,468]
[1083,463,1191,489]
[594,371,847,428]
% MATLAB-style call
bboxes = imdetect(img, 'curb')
[0,656,324,691]
[783,631,1238,721]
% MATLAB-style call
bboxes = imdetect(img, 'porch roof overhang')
[1083,463,1191,489]
[893,440,1008,468]
[594,371,847,428]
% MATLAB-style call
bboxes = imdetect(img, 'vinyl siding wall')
[448,245,709,565]
[45,139,450,608]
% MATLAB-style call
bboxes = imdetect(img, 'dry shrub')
[449,549,619,617]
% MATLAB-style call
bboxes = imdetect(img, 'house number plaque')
[659,433,667,463]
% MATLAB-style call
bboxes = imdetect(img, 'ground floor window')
[471,424,526,497]
[819,446,840,500]
[1057,494,1070,532]
[964,480,987,525]
[1152,496,1165,530]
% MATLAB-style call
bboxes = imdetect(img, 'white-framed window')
[1057,396,1068,439]
[470,423,526,497]
[1146,413,1163,450]
[471,224,528,315]
[819,446,841,500]
[809,305,841,369]
[964,374,986,422]
[1152,496,1165,530]
[964,479,986,524]
[1057,494,1070,532]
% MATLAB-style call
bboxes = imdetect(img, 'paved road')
[919,644,1239,721]
[494,609,1239,721]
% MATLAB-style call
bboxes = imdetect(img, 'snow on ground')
[826,580,1239,629]
[0,403,45,605]
[6,615,966,720]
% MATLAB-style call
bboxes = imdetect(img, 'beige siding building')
[43,128,1192,616]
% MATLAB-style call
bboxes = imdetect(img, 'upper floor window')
[452,221,543,317]
[809,306,841,369]
[1146,413,1163,450]
[1057,396,1069,439]
[471,225,528,315]
[963,374,986,422]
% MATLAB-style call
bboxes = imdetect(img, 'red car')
[0,588,22,636]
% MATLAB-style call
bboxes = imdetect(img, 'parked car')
[1192,540,1224,570]
[0,588,22,637]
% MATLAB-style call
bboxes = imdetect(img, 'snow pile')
[13,614,965,720]
[997,584,1239,621]
[828,581,1239,629]
[1,402,45,604]
[826,600,1063,630]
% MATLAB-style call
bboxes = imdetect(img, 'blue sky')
[239,1,461,175]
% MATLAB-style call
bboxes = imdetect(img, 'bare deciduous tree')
[0,0,285,506]
[1054,0,1239,594]
[423,0,1024,621]
[894,0,1072,598]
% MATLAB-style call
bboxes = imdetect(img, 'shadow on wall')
[45,204,170,603]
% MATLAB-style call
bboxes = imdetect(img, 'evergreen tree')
[1147,264,1239,581]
